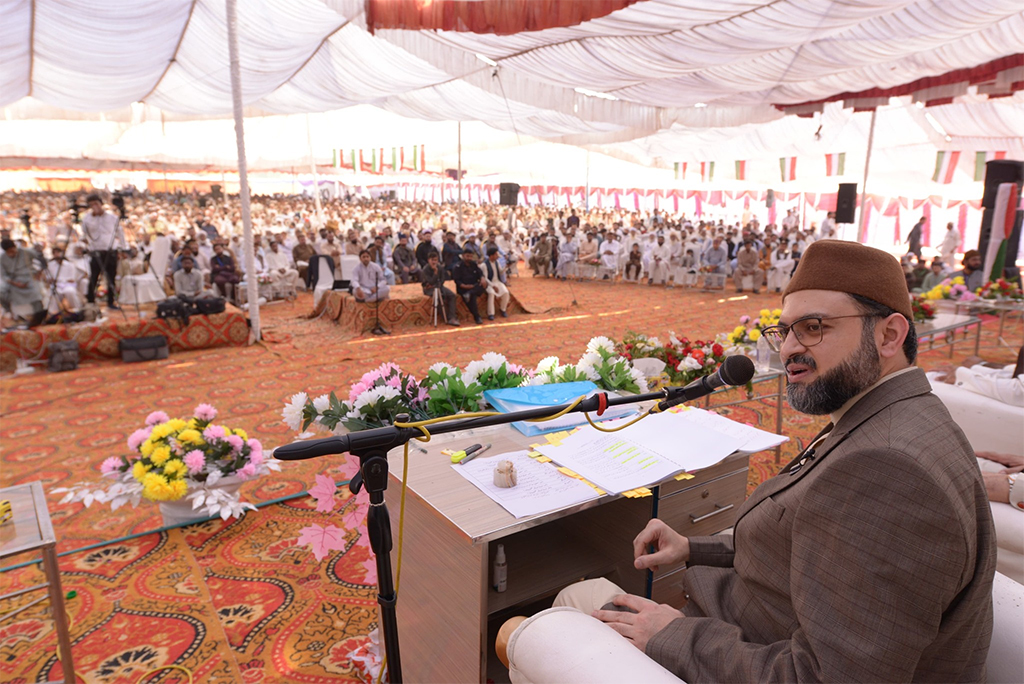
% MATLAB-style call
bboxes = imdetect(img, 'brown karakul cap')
[963,249,979,261]
[784,241,913,319]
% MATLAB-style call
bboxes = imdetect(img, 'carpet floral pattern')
[2,276,1019,681]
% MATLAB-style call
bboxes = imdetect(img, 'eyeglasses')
[760,314,880,352]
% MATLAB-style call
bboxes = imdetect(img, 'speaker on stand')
[978,160,1024,278]
[835,183,858,225]
[499,183,520,207]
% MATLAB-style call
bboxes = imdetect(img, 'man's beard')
[786,326,882,416]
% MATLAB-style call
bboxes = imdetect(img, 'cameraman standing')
[81,193,126,310]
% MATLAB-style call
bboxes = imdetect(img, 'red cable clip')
[596,392,608,416]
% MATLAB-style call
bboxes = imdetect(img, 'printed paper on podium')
[451,449,601,519]
[533,409,748,494]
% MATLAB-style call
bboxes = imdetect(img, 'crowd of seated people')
[1,187,974,327]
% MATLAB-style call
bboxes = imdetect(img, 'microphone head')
[719,355,755,386]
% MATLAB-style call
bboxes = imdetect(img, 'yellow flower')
[140,439,156,457]
[233,428,248,441]
[951,276,964,286]
[771,308,782,317]
[132,461,151,481]
[142,472,173,501]
[749,329,762,341]
[150,423,173,440]
[167,418,188,431]
[759,309,771,317]
[733,325,746,335]
[187,418,199,428]
[150,445,172,466]
[169,479,187,500]
[178,429,204,445]
[163,459,187,479]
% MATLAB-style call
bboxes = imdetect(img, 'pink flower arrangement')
[238,462,257,479]
[194,403,217,421]
[100,456,122,476]
[203,424,227,441]
[184,450,206,474]
[146,411,170,426]
[127,428,151,451]
[226,435,245,452]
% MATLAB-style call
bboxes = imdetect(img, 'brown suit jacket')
[648,367,995,682]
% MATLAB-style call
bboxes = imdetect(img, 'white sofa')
[928,377,1024,584]
[504,573,1024,684]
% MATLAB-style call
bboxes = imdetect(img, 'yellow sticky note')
[674,472,695,481]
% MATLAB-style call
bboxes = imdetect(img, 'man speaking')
[554,241,995,682]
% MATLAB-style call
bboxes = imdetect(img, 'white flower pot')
[157,476,245,527]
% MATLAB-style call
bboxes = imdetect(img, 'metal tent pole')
[306,113,324,227]
[226,0,260,341]
[857,108,878,243]
[457,121,463,235]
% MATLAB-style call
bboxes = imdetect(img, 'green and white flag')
[974,151,1006,182]
[932,150,960,184]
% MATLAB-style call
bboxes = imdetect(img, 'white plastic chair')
[339,255,359,282]
[120,236,170,305]
[312,255,335,308]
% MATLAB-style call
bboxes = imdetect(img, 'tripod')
[370,270,390,335]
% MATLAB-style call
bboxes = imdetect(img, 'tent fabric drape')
[365,0,639,35]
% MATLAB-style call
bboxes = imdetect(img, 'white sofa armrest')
[507,607,682,684]
[989,572,1024,684]
[927,379,1024,455]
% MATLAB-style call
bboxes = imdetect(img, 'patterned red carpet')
[2,275,1019,683]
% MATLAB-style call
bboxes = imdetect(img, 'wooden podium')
[384,423,749,683]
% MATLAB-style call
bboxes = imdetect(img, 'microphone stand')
[274,363,752,683]
[370,268,390,335]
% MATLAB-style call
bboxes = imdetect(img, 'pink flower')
[194,403,217,421]
[348,380,371,403]
[127,428,151,451]
[739,315,751,325]
[416,386,429,403]
[247,438,262,454]
[376,362,400,378]
[249,450,265,467]
[226,435,244,452]
[184,450,206,474]
[203,424,226,441]
[507,363,524,374]
[385,376,403,390]
[145,411,170,426]
[100,457,122,476]
[238,462,257,480]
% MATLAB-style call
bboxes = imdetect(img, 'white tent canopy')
[3,0,1022,138]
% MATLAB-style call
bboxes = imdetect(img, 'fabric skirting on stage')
[0,305,249,372]
[311,283,524,335]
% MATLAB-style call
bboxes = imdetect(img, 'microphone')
[274,425,408,461]
[656,355,755,412]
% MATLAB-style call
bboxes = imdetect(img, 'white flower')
[353,386,400,415]
[647,337,661,349]
[575,362,600,382]
[282,392,308,431]
[536,356,560,372]
[679,357,702,371]
[668,332,681,347]
[629,367,649,393]
[586,336,616,355]
[313,394,331,414]
[525,373,550,386]
[577,350,602,368]
[429,362,457,375]
[480,352,507,367]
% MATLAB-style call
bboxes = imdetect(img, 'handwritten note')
[452,450,601,519]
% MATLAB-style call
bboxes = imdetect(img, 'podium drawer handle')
[689,503,734,524]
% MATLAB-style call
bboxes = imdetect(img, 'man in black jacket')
[452,250,486,325]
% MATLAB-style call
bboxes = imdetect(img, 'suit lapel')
[733,368,933,527]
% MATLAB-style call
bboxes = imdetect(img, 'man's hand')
[633,518,689,572]
[977,451,1024,474]
[592,594,683,652]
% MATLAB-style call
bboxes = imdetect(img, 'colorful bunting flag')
[824,152,845,177]
[392,147,399,172]
[674,162,685,180]
[974,150,1007,182]
[735,160,747,181]
[700,161,714,183]
[932,150,961,184]
[779,156,796,182]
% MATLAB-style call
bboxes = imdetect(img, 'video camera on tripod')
[111,191,128,220]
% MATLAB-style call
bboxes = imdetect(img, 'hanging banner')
[734,160,747,181]
[973,150,1007,182]
[779,157,797,182]
[932,150,960,184]
[824,152,846,177]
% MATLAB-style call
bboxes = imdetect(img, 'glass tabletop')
[0,482,55,559]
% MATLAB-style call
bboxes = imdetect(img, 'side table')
[0,481,75,683]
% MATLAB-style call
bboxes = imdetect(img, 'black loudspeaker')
[766,189,775,208]
[387,190,397,200]
[210,184,223,200]
[981,160,1024,209]
[499,183,520,206]
[836,183,858,224]
[978,159,1024,268]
